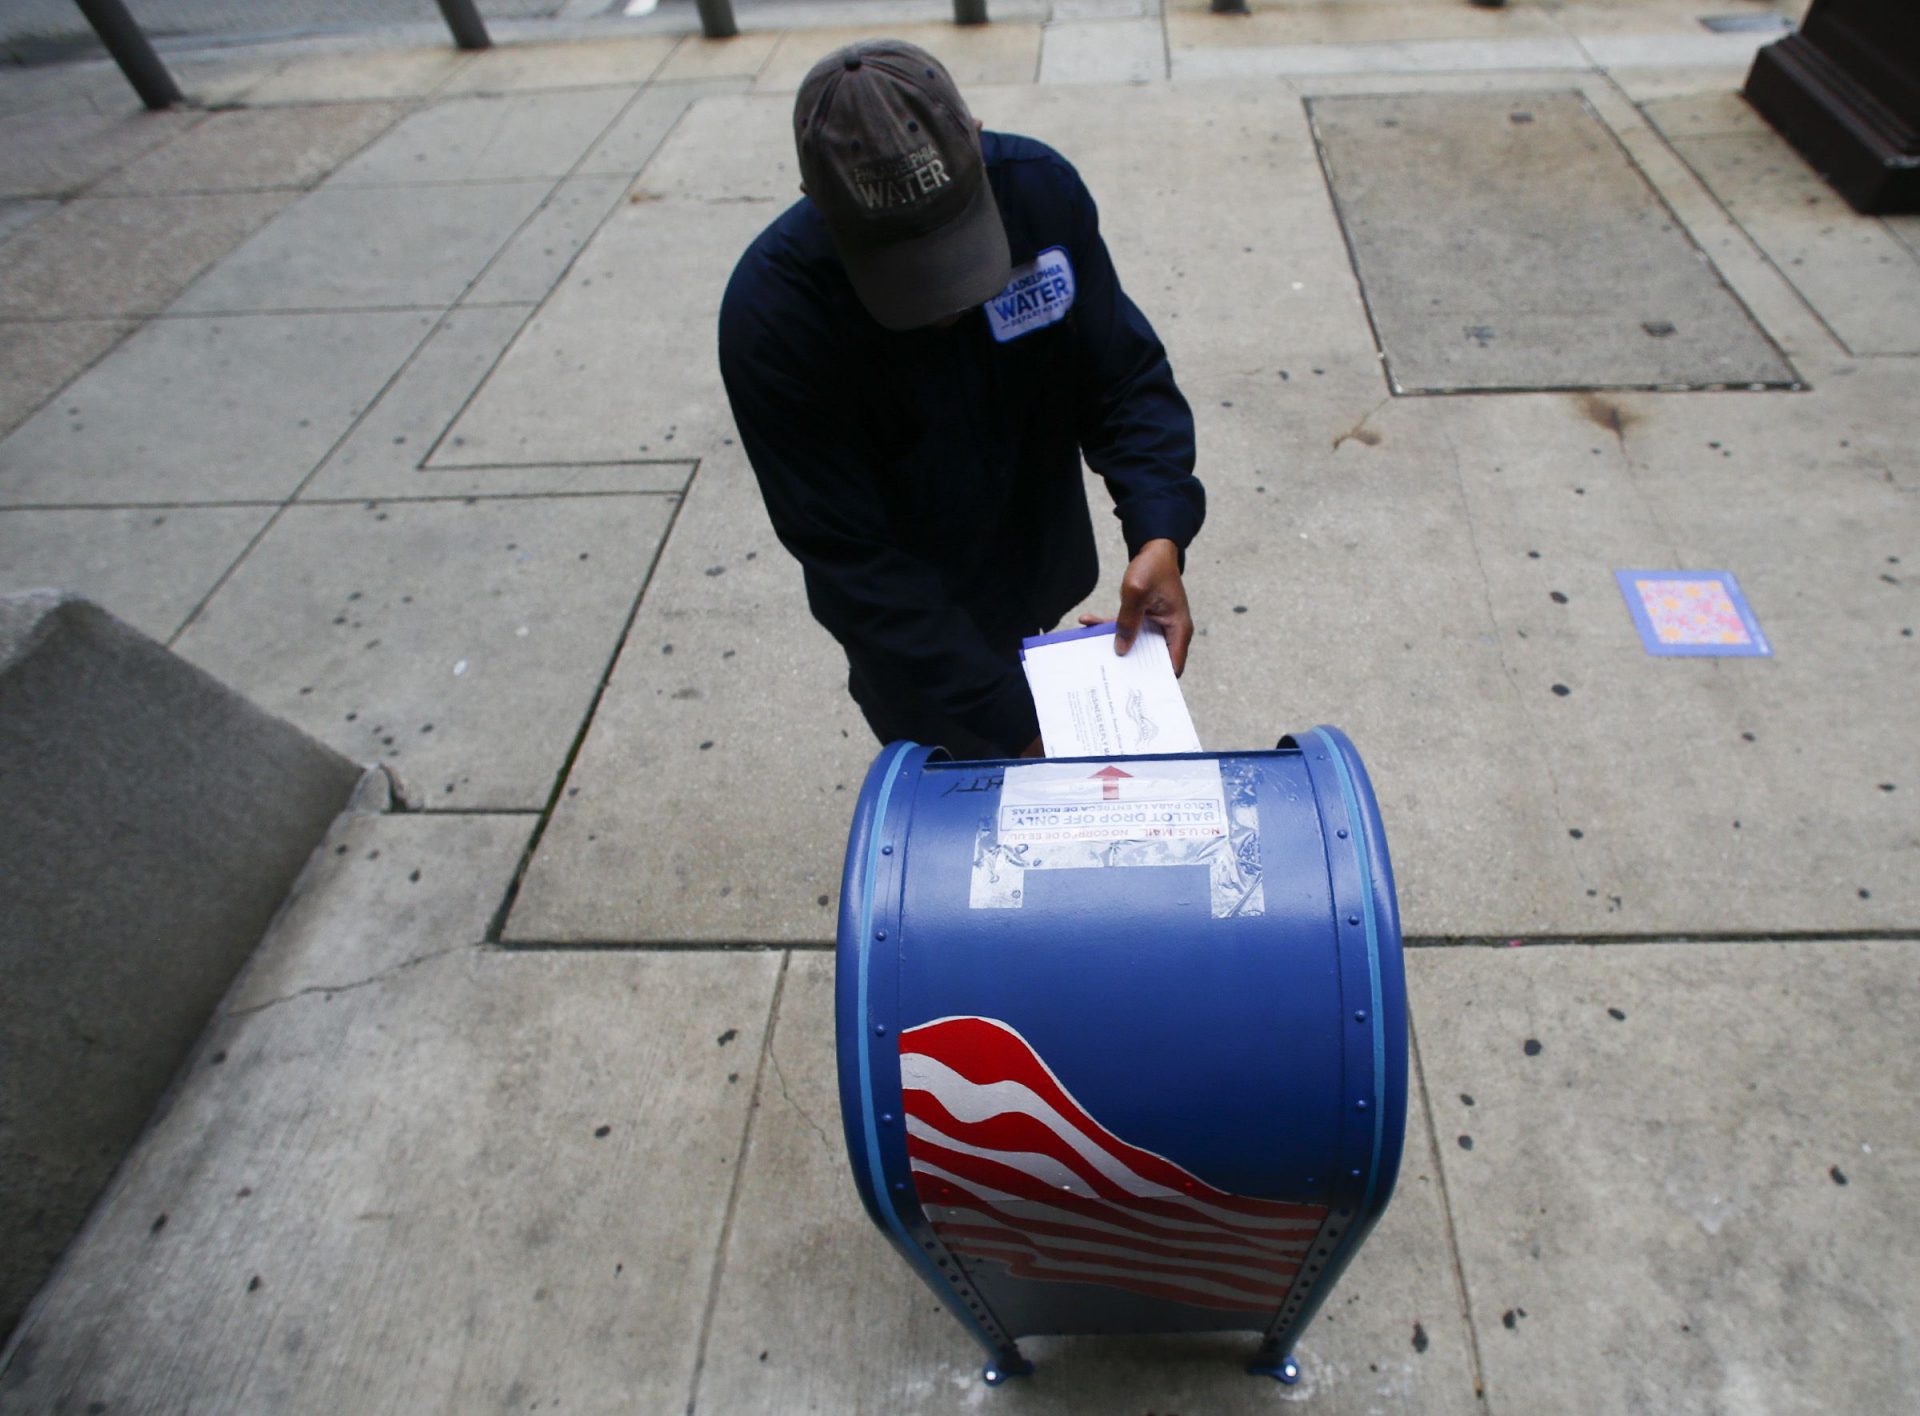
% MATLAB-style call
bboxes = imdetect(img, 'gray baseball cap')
[794,40,1011,331]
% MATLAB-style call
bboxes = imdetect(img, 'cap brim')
[839,175,1012,333]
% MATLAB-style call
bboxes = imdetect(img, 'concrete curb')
[0,590,363,1338]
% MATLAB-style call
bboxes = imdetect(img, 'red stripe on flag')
[912,1162,1307,1277]
[921,1178,1306,1274]
[909,1137,1296,1254]
[903,1016,1324,1222]
[937,1219,1296,1300]
[949,1239,1279,1314]
[903,1092,1319,1242]
[899,1015,1329,1317]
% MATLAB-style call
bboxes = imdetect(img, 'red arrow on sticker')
[1090,764,1133,801]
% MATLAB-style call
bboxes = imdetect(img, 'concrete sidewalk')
[2,1,1916,1410]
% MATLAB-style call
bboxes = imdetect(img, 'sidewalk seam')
[1572,82,1805,384]
[419,457,693,471]
[1409,1002,1490,1406]
[162,64,671,649]
[0,489,684,512]
[484,467,692,942]
[494,938,831,951]
[683,948,790,1416]
[488,930,1920,952]
[1631,89,1859,361]
[1302,91,1397,399]
[293,487,685,503]
[416,74,709,471]
[392,81,639,470]
[1408,930,1920,947]
[1433,417,1615,909]
[162,309,445,647]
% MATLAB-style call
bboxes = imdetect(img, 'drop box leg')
[1247,1350,1301,1384]
[981,1348,1033,1385]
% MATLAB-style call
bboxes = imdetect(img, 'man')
[719,39,1203,759]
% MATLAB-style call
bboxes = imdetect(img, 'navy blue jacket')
[718,131,1202,754]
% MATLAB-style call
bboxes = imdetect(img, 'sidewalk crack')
[769,1037,832,1154]
[684,951,790,1416]
[226,942,472,1017]
[1411,1004,1491,1405]
[1331,395,1391,451]
[1437,421,1619,906]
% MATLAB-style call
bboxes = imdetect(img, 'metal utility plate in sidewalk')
[1309,91,1798,394]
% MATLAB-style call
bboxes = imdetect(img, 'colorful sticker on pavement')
[1614,570,1772,657]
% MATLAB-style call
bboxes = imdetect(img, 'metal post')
[695,0,739,40]
[954,0,989,24]
[73,0,182,111]
[433,0,492,50]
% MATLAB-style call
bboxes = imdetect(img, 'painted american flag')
[901,1016,1327,1314]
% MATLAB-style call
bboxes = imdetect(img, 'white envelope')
[1019,622,1201,758]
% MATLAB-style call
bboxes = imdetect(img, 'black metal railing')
[66,0,1010,110]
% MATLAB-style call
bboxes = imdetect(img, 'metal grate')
[1698,13,1794,33]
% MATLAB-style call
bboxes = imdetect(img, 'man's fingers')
[1163,611,1194,676]
[1113,583,1145,656]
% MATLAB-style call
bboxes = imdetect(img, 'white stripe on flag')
[902,1051,1317,1235]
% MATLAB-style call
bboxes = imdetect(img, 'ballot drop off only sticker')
[969,760,1266,919]
[996,759,1226,845]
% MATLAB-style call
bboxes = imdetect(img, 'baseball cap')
[794,40,1012,332]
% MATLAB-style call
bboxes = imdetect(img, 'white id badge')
[983,246,1076,343]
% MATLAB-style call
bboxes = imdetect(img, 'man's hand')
[1078,538,1193,675]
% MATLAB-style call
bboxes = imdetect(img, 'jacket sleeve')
[719,279,1041,754]
[1060,164,1205,561]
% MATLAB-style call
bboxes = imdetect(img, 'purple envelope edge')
[1020,622,1115,660]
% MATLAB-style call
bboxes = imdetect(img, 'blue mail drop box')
[836,729,1406,1385]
